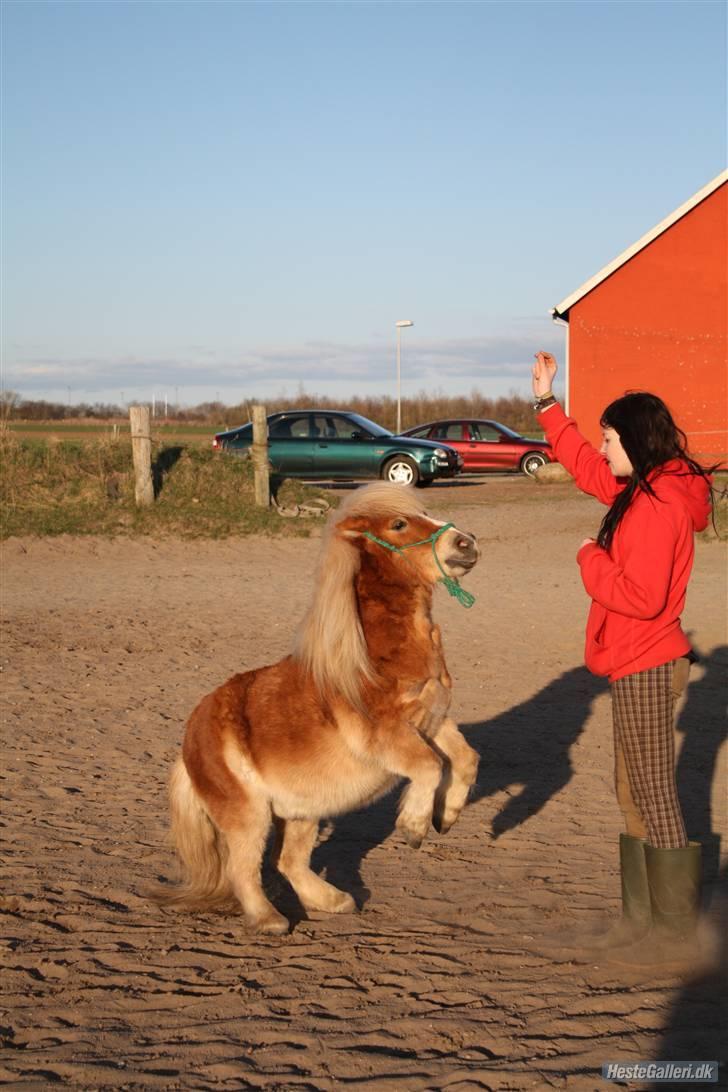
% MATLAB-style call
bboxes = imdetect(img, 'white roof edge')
[551,169,728,321]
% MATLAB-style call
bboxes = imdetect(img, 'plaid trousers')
[612,658,690,850]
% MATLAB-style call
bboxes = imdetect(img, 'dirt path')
[1,483,726,1090]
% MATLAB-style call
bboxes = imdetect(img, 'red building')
[551,171,727,463]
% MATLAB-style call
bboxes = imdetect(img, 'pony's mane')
[332,481,427,522]
[292,483,426,709]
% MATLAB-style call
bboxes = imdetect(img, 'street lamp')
[395,319,414,434]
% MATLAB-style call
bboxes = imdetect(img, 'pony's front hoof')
[251,911,290,936]
[433,808,458,835]
[300,888,356,915]
[399,825,426,849]
[329,891,356,914]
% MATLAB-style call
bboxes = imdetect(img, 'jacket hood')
[650,459,712,532]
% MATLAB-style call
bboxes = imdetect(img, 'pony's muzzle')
[444,530,479,573]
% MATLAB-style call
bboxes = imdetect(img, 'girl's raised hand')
[532,351,558,397]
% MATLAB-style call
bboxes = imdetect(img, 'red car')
[400,419,554,477]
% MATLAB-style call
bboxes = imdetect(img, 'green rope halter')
[361,522,476,608]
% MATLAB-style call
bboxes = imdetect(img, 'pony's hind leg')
[217,791,289,935]
[431,718,479,834]
[195,772,289,935]
[272,818,356,915]
[180,684,289,934]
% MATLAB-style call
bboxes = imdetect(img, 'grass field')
[0,430,332,538]
[7,421,218,443]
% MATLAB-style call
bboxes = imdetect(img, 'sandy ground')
[1,479,726,1091]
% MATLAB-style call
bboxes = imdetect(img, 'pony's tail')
[149,758,234,910]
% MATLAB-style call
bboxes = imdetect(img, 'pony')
[153,482,480,934]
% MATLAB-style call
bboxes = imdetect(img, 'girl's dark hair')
[597,392,716,551]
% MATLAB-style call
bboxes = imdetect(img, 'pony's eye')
[391,519,408,532]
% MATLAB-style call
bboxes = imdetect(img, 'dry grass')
[7,392,542,437]
[0,431,331,538]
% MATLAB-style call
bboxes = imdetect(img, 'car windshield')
[346,413,392,438]
[485,421,521,439]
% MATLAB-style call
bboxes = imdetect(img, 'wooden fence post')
[129,405,154,507]
[251,404,270,507]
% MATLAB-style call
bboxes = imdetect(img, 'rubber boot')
[533,834,651,958]
[588,833,652,949]
[607,841,702,966]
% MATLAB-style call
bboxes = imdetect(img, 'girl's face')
[600,427,634,477]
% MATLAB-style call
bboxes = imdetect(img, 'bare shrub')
[10,391,538,434]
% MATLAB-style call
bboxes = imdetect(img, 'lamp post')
[395,319,414,434]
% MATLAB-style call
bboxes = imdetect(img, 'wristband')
[533,394,558,412]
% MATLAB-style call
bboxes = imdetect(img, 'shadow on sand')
[639,650,727,1091]
[650,864,726,1091]
[675,645,727,887]
[464,665,607,837]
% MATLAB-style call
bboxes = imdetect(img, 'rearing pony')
[155,482,480,934]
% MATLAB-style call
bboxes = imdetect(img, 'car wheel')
[382,456,420,486]
[521,452,547,477]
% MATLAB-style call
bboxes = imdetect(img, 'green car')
[212,409,463,486]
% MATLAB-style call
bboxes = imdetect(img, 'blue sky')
[2,0,726,408]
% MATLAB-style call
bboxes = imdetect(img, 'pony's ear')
[336,515,370,540]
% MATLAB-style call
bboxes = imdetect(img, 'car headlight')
[433,447,449,460]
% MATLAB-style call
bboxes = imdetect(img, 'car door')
[468,421,509,469]
[458,422,490,470]
[267,414,316,475]
[484,424,526,470]
[310,413,375,478]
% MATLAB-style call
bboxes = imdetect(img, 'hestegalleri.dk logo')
[602,1061,719,1083]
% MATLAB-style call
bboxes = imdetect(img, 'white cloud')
[3,323,565,405]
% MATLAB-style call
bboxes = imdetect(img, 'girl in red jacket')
[532,350,713,964]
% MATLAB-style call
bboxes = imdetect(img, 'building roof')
[551,169,728,321]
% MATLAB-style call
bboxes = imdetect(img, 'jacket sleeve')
[539,403,623,505]
[576,496,677,618]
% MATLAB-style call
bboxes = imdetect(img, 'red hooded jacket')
[540,404,711,681]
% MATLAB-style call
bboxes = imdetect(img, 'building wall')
[567,183,727,462]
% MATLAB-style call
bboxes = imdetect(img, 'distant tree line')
[1,388,545,434]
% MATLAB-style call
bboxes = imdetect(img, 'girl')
[532,350,714,964]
